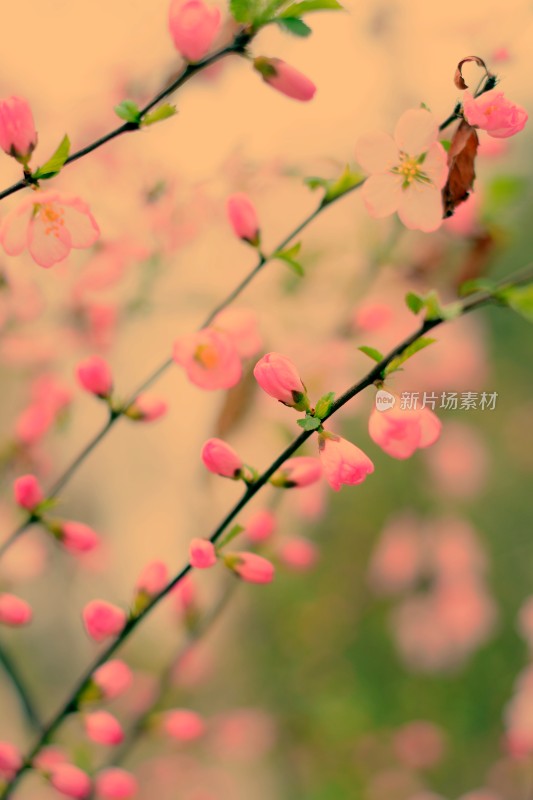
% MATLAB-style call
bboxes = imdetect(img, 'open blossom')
[82,600,126,642]
[226,194,260,245]
[85,711,124,746]
[168,0,221,62]
[92,660,133,700]
[270,456,322,488]
[0,593,32,626]
[0,96,37,162]
[318,434,374,491]
[13,473,44,510]
[76,356,113,398]
[201,437,243,478]
[355,108,448,232]
[94,768,138,799]
[368,402,442,459]
[0,190,100,268]
[225,552,275,584]
[254,352,308,409]
[173,327,242,390]
[254,57,316,102]
[189,538,217,569]
[0,740,22,780]
[164,709,205,741]
[49,764,91,799]
[463,90,528,138]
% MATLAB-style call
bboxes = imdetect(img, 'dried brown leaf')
[442,120,479,217]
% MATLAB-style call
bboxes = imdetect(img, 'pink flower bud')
[368,402,442,460]
[318,434,374,491]
[254,57,316,102]
[0,96,37,162]
[95,768,138,799]
[13,473,44,510]
[279,537,319,572]
[49,764,91,799]
[226,194,260,245]
[85,711,124,746]
[189,538,217,569]
[245,509,276,543]
[34,746,68,772]
[168,0,221,63]
[225,552,275,584]
[0,593,32,626]
[463,89,528,138]
[270,456,322,488]
[76,355,113,398]
[172,328,242,390]
[59,521,100,553]
[0,740,22,780]
[126,394,168,422]
[82,600,126,642]
[201,438,243,478]
[163,709,205,741]
[253,352,308,409]
[92,660,133,700]
[135,560,169,596]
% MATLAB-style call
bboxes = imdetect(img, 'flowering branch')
[2,264,532,799]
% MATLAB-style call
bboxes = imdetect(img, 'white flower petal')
[397,184,444,233]
[0,198,33,256]
[28,217,71,268]
[361,173,402,218]
[423,142,448,189]
[394,108,438,156]
[355,131,398,174]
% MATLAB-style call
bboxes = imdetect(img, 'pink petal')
[397,184,444,233]
[0,199,32,255]
[62,202,100,248]
[355,131,397,173]
[28,216,71,268]
[394,109,438,155]
[361,173,402,218]
[423,142,448,189]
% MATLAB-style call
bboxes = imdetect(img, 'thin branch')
[3,265,532,799]
[0,643,43,733]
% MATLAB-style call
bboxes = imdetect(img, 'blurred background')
[1,0,533,798]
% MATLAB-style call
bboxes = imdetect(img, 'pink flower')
[270,456,322,488]
[82,600,126,642]
[76,356,113,398]
[92,660,133,700]
[226,194,260,244]
[168,0,221,62]
[189,538,217,569]
[201,437,243,478]
[245,509,276,543]
[355,108,448,232]
[13,473,44,510]
[0,190,100,268]
[49,764,91,799]
[59,521,100,553]
[85,711,124,746]
[463,89,528,138]
[254,57,316,102]
[318,434,374,491]
[94,768,138,799]
[125,393,168,422]
[225,552,275,584]
[0,593,32,626]
[0,740,22,780]
[163,709,205,741]
[172,328,242,390]
[368,402,442,460]
[278,537,319,571]
[214,308,262,358]
[135,560,169,596]
[253,352,308,409]
[0,97,37,162]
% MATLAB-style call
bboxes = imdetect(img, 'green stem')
[0,644,42,733]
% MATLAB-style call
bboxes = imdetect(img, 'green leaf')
[114,100,142,124]
[458,278,496,297]
[297,415,322,431]
[33,135,70,180]
[385,337,436,376]
[217,524,245,550]
[142,103,177,127]
[280,0,343,16]
[405,291,425,314]
[304,175,329,191]
[275,16,312,35]
[405,290,461,321]
[324,166,365,203]
[358,345,384,363]
[274,242,304,276]
[314,392,335,420]
[230,0,261,22]
[499,284,533,323]
[440,139,452,152]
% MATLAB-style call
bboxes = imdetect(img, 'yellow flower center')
[36,203,65,238]
[194,343,218,370]
[391,153,431,190]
